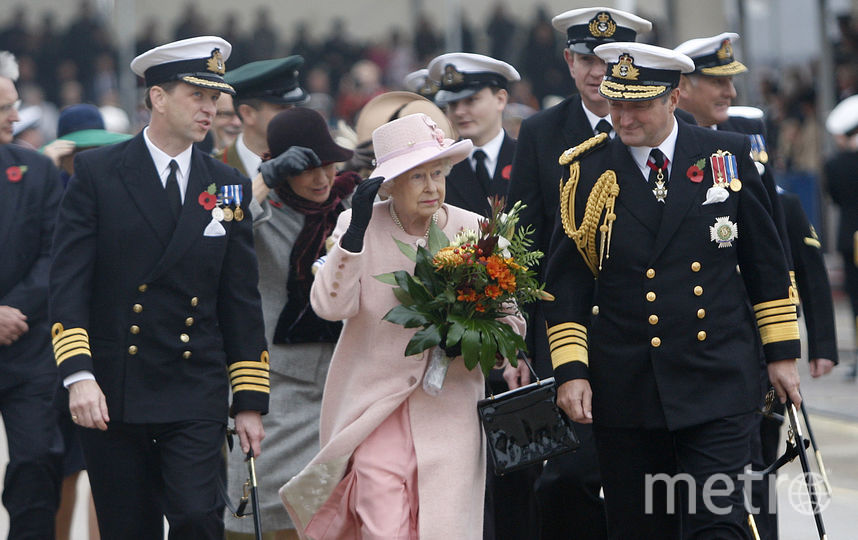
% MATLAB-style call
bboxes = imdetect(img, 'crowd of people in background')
[5,0,853,176]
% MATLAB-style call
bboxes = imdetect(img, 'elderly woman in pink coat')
[280,113,526,539]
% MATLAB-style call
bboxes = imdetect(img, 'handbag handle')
[487,352,540,399]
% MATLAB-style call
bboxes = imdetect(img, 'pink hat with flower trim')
[370,113,472,185]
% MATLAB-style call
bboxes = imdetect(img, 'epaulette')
[558,132,609,166]
[557,132,618,276]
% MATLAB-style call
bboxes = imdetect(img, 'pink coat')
[280,201,526,539]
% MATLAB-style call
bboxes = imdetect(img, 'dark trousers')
[0,371,63,540]
[80,419,226,540]
[594,413,754,540]
[535,422,607,540]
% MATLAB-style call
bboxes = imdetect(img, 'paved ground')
[0,297,855,539]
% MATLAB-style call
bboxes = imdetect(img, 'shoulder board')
[559,132,609,166]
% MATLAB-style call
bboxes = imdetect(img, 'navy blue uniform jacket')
[49,132,269,423]
[543,121,801,431]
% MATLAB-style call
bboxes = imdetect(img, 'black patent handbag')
[477,359,580,475]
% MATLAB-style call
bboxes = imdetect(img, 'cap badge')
[442,64,466,86]
[206,48,226,75]
[418,79,440,97]
[588,12,617,38]
[716,39,734,61]
[611,53,640,81]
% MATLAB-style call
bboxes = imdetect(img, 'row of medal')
[212,184,244,222]
[710,150,742,193]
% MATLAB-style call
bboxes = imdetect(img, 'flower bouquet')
[375,197,548,395]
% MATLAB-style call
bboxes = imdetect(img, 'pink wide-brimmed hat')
[370,113,472,185]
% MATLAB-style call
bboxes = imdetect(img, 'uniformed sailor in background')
[675,34,838,539]
[403,68,440,101]
[507,9,653,539]
[825,94,858,379]
[429,52,520,218]
[425,51,535,540]
[49,36,270,539]
[215,55,308,177]
[544,42,802,539]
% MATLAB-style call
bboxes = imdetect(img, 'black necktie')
[647,148,669,203]
[473,149,491,195]
[165,160,181,219]
[595,119,612,137]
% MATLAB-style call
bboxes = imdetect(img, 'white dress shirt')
[628,116,679,180]
[469,128,505,178]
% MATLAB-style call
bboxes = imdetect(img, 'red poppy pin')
[198,183,217,210]
[686,159,706,183]
[6,165,28,183]
[501,164,512,180]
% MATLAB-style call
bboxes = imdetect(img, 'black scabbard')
[787,402,827,539]
[247,450,262,540]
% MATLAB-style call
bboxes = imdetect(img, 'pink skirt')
[305,401,419,539]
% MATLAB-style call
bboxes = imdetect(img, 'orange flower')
[485,284,502,299]
[475,303,486,313]
[457,288,477,302]
[485,255,508,279]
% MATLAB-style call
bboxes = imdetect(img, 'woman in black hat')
[224,107,357,540]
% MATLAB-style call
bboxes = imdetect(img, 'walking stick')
[786,401,828,540]
[799,399,833,496]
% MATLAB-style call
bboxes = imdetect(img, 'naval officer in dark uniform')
[428,52,519,218]
[544,42,802,539]
[507,9,652,539]
[49,36,270,539]
[0,50,64,540]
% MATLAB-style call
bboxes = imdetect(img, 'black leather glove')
[340,177,384,253]
[259,146,322,188]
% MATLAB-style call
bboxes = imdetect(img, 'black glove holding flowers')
[259,146,322,189]
[340,176,384,253]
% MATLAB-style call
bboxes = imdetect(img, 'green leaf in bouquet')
[414,245,440,291]
[461,328,481,370]
[405,324,442,356]
[445,319,466,348]
[392,287,415,306]
[393,270,432,304]
[373,272,398,286]
[479,332,499,377]
[427,221,450,255]
[382,304,429,328]
[494,324,527,363]
[394,237,417,262]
